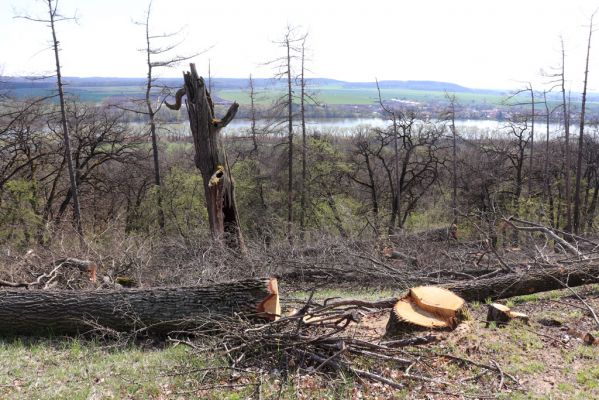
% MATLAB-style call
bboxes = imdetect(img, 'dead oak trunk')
[0,278,279,336]
[167,63,244,250]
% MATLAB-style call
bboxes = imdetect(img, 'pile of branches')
[0,257,97,289]
[173,294,516,394]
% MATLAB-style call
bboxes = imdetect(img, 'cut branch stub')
[256,278,281,320]
[386,286,466,336]
[165,87,186,110]
[486,303,529,326]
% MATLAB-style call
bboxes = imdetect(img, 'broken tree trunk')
[0,278,279,336]
[166,63,244,250]
[442,262,599,302]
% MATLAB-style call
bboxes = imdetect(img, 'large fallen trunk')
[327,262,599,315]
[442,262,599,302]
[0,278,279,336]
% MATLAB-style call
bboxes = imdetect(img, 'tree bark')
[0,278,279,336]
[167,63,244,250]
[442,262,599,302]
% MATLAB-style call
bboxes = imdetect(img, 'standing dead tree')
[574,12,596,234]
[267,26,307,241]
[18,0,84,245]
[166,64,244,250]
[560,37,573,232]
[443,92,459,224]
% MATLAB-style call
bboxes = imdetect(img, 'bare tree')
[527,85,536,197]
[298,34,318,239]
[541,90,560,227]
[248,74,259,154]
[18,0,84,244]
[505,83,537,198]
[444,92,459,223]
[560,37,573,232]
[348,127,384,235]
[573,12,595,234]
[299,36,308,239]
[269,25,306,240]
[135,0,198,230]
[375,79,401,234]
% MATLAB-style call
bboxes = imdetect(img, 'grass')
[291,287,398,301]
[0,339,194,399]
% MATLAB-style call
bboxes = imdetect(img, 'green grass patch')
[292,287,398,301]
[0,339,196,399]
[576,365,599,390]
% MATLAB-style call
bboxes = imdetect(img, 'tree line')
[1,1,598,250]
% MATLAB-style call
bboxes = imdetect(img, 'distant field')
[4,77,509,107]
[216,86,506,106]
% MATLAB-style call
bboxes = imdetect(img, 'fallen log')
[442,262,599,302]
[321,263,599,318]
[0,277,279,336]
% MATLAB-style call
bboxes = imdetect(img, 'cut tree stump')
[386,286,466,336]
[486,303,529,326]
[0,278,279,336]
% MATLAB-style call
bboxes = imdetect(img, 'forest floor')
[0,284,597,400]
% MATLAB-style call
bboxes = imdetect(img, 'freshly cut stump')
[0,277,280,336]
[386,286,466,336]
[485,303,529,326]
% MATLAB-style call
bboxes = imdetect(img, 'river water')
[219,118,582,139]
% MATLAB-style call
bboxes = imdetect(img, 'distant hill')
[6,76,598,109]
[1,76,501,96]
[339,80,491,93]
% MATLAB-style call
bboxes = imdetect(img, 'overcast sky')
[0,0,598,90]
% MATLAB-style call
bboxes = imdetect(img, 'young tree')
[135,0,197,230]
[527,85,536,197]
[269,25,306,240]
[444,92,459,223]
[19,0,84,244]
[506,83,537,198]
[348,127,384,234]
[375,79,402,234]
[298,34,318,239]
[560,37,573,232]
[541,90,560,227]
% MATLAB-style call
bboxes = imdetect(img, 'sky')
[0,0,598,90]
